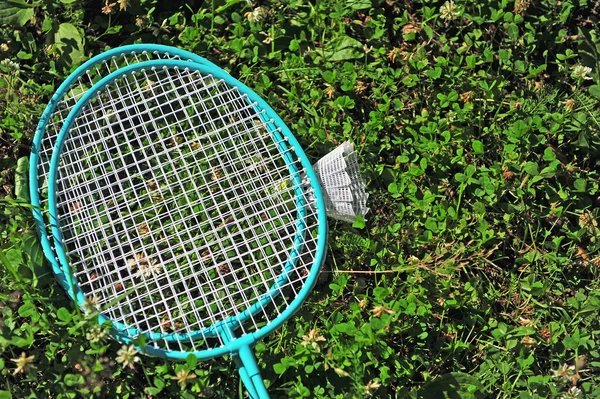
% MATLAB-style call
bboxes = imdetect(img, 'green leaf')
[424,218,438,232]
[472,140,484,154]
[590,85,600,99]
[54,23,85,68]
[18,302,35,318]
[543,147,556,161]
[0,0,34,27]
[185,353,197,369]
[352,215,366,229]
[22,232,43,268]
[145,387,163,396]
[324,36,363,62]
[273,362,287,375]
[16,50,32,60]
[425,67,442,79]
[215,0,245,12]
[409,167,424,176]
[465,164,476,177]
[335,322,358,335]
[346,0,372,10]
[15,156,29,202]
[64,373,83,387]
[57,307,72,322]
[0,390,12,399]
[415,372,486,399]
[289,39,299,51]
[563,331,580,350]
[506,23,519,39]
[523,162,538,176]
[373,287,388,300]
[574,178,587,192]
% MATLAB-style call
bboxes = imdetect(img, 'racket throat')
[219,325,270,399]
[234,345,270,399]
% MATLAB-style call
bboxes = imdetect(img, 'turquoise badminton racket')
[30,44,219,296]
[45,59,328,399]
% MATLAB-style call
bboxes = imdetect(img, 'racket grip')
[235,344,270,399]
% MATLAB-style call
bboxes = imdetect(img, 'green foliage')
[2,0,600,397]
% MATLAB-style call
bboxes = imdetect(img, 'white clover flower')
[245,154,265,172]
[365,380,382,396]
[1,58,20,72]
[446,110,457,123]
[171,369,196,388]
[245,7,265,23]
[82,295,101,314]
[562,386,582,399]
[11,352,35,375]
[300,329,326,352]
[127,253,160,278]
[571,65,593,81]
[116,345,140,369]
[86,324,108,343]
[440,1,460,21]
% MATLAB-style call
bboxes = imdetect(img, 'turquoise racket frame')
[45,59,328,399]
[30,45,219,299]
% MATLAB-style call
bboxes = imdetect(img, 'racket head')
[47,59,328,359]
[30,45,219,295]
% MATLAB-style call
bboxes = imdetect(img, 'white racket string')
[54,65,320,351]
[36,50,190,262]
[116,70,225,343]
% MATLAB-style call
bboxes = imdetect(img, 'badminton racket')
[30,44,218,295]
[46,59,327,399]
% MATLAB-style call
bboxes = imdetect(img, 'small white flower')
[86,324,108,343]
[446,110,457,123]
[571,65,593,81]
[10,352,35,375]
[365,380,381,396]
[245,7,265,22]
[116,345,140,369]
[552,363,576,379]
[127,253,160,278]
[300,329,326,352]
[562,386,582,399]
[82,295,101,314]
[1,58,20,73]
[171,369,196,388]
[440,1,460,21]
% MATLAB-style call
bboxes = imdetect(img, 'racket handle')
[235,344,270,399]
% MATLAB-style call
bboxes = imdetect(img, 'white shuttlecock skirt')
[312,142,369,223]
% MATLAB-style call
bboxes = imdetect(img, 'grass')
[2,0,600,398]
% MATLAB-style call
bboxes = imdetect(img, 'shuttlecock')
[312,142,368,223]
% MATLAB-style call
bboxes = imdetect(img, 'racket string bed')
[103,73,216,341]
[164,68,300,318]
[61,72,300,296]
[54,65,320,352]
[60,77,219,349]
[36,50,197,262]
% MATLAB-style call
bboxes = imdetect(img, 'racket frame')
[30,44,219,297]
[47,59,328,362]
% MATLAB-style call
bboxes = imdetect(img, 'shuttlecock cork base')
[312,142,369,223]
